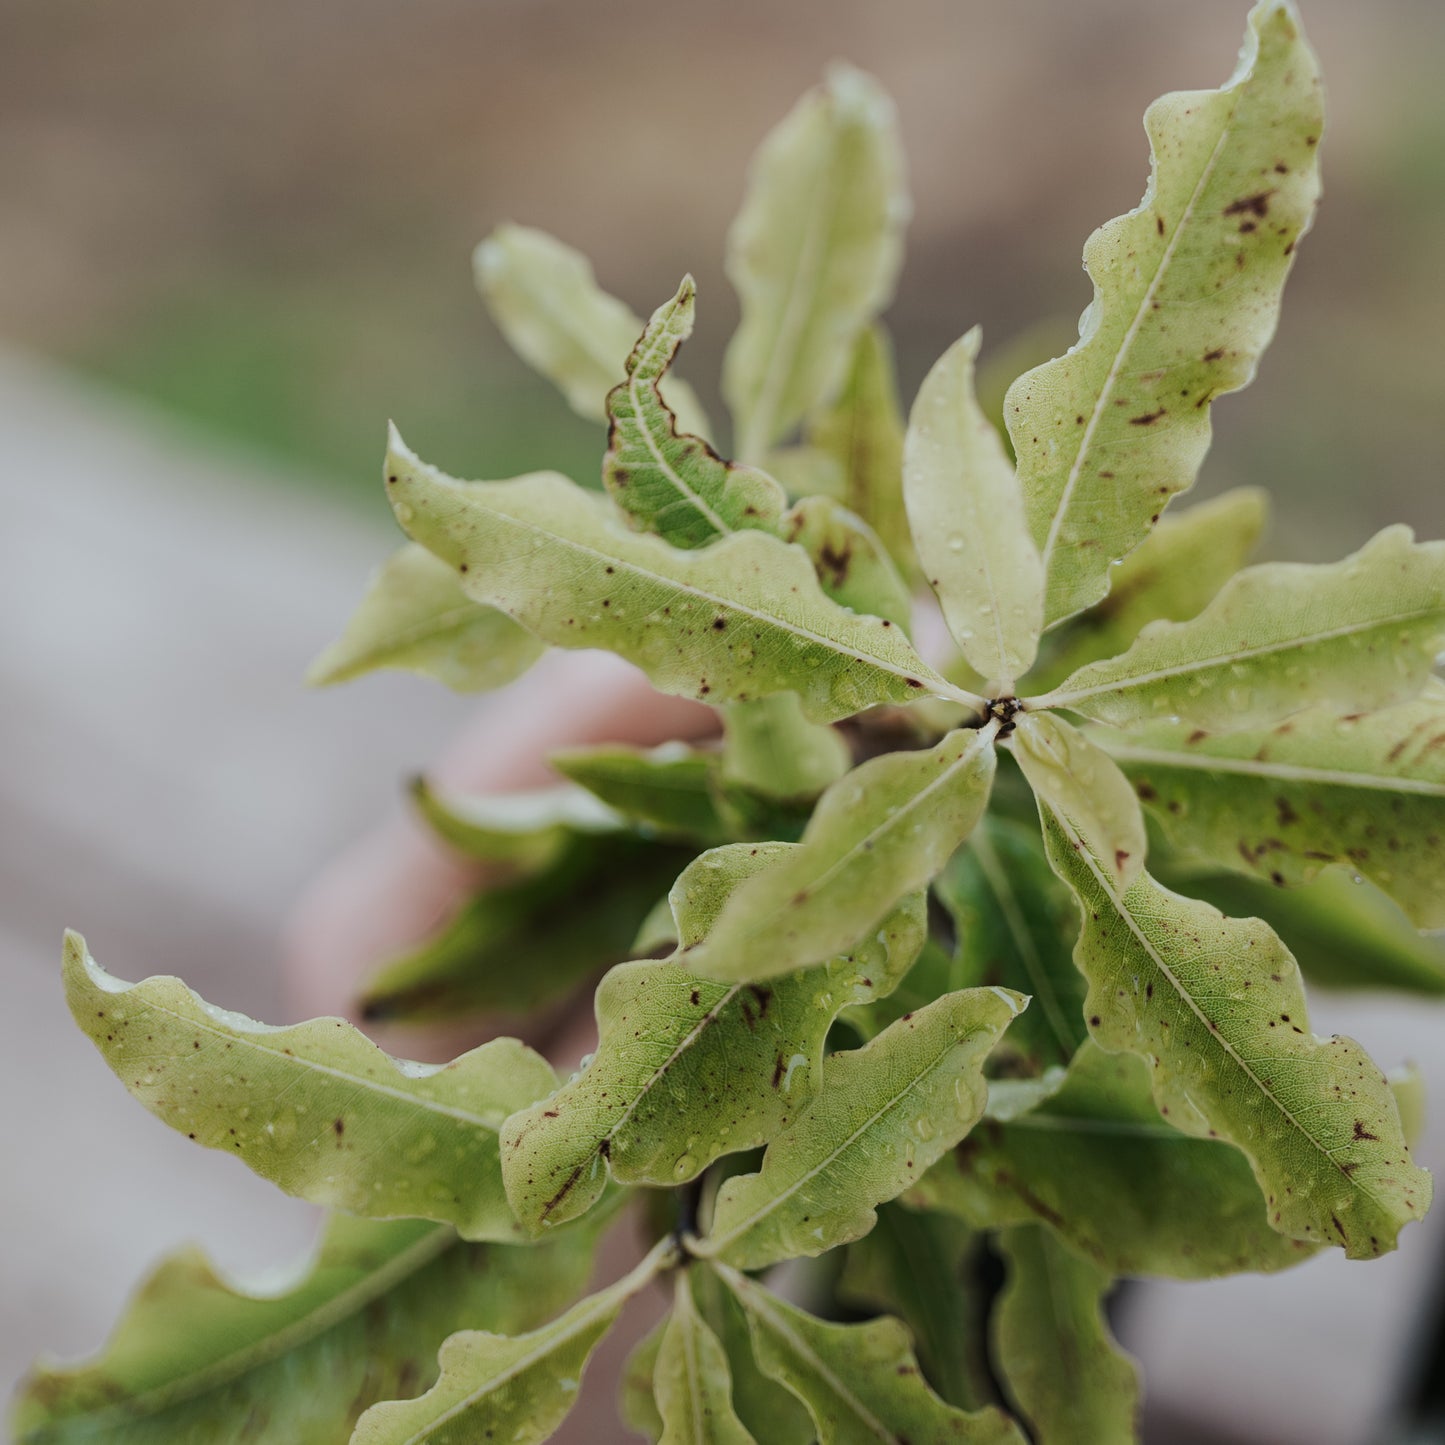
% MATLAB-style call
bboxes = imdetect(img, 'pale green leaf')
[386,430,972,723]
[934,815,1089,1073]
[838,1204,993,1412]
[697,987,1023,1269]
[724,65,909,461]
[12,1217,599,1445]
[807,324,913,571]
[716,1266,1026,1445]
[905,329,1043,685]
[474,223,709,434]
[621,1322,667,1443]
[840,936,958,1044]
[500,845,926,1232]
[605,277,787,549]
[720,692,851,801]
[307,542,545,693]
[352,1239,672,1444]
[64,933,556,1240]
[1034,526,1445,730]
[760,443,846,501]
[655,1272,757,1445]
[686,725,998,984]
[1034,795,1431,1258]
[913,1042,1318,1278]
[1011,712,1147,890]
[1096,690,1445,927]
[781,494,914,629]
[1009,0,1323,624]
[1027,488,1267,692]
[992,1225,1141,1445]
[358,837,692,1023]
[551,741,730,844]
[410,776,621,869]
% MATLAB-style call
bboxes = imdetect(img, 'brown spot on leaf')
[1130,408,1167,427]
[1225,190,1275,219]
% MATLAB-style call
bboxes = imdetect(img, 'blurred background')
[3,1,1444,1441]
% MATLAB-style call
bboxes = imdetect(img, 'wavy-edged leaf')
[720,692,851,801]
[654,1272,757,1445]
[715,1266,1026,1445]
[838,1204,993,1412]
[1011,712,1146,891]
[686,725,997,984]
[934,815,1088,1074]
[1027,488,1267,692]
[1162,865,1445,997]
[605,278,786,549]
[782,495,913,629]
[12,1216,600,1445]
[551,741,730,844]
[1034,526,1445,731]
[474,223,709,434]
[1096,691,1445,927]
[500,845,926,1232]
[905,329,1043,686]
[352,1239,671,1444]
[386,430,971,724]
[841,937,957,1044]
[1009,0,1323,625]
[1033,784,1431,1258]
[992,1225,1140,1445]
[65,933,556,1240]
[307,542,545,693]
[411,776,621,869]
[697,987,1023,1269]
[359,837,693,1023]
[724,64,909,461]
[807,324,912,571]
[913,1042,1318,1278]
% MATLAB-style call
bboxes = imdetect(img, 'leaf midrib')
[1101,742,1445,797]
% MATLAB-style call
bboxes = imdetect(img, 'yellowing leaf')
[781,494,914,629]
[905,329,1043,686]
[64,933,555,1241]
[724,65,909,461]
[1010,0,1323,624]
[1036,526,1445,731]
[386,429,973,723]
[307,542,545,693]
[654,1272,758,1445]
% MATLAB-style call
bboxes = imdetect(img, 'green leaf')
[1033,526,1445,731]
[621,1323,667,1443]
[782,494,914,629]
[841,936,958,1043]
[905,329,1043,686]
[654,1272,758,1445]
[12,1216,600,1445]
[1032,785,1432,1258]
[934,815,1089,1074]
[1158,864,1445,997]
[500,845,926,1232]
[1096,690,1445,927]
[720,692,851,801]
[913,1042,1319,1278]
[605,278,787,549]
[410,776,621,869]
[64,932,556,1240]
[697,987,1023,1268]
[307,542,545,693]
[351,1238,672,1444]
[1011,712,1147,891]
[1009,0,1323,625]
[724,64,909,461]
[358,837,693,1023]
[1027,488,1267,692]
[807,324,913,571]
[551,741,730,844]
[386,430,972,723]
[992,1225,1141,1445]
[686,725,998,983]
[474,223,709,434]
[715,1266,1026,1445]
[838,1203,993,1412]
